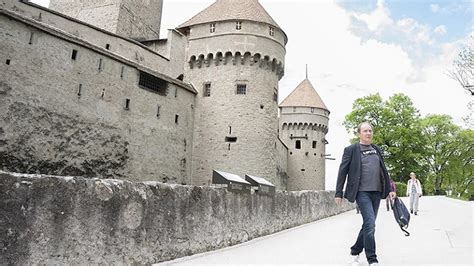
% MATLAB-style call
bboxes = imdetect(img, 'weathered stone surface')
[0,171,353,264]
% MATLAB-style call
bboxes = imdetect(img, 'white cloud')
[430,4,440,13]
[353,0,393,33]
[434,25,447,35]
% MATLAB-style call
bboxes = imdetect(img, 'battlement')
[188,51,284,79]
[282,122,328,134]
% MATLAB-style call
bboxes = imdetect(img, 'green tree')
[419,115,460,194]
[344,93,425,181]
[442,129,474,198]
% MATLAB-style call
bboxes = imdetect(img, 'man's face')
[358,124,373,144]
[410,173,416,179]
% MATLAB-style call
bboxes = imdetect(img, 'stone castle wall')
[0,171,354,265]
[2,1,184,79]
[0,11,195,183]
[49,0,163,40]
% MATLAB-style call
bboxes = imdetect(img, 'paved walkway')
[159,196,473,265]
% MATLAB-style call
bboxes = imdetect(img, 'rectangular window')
[312,141,317,149]
[311,107,315,113]
[138,71,168,95]
[269,26,274,36]
[175,87,178,98]
[293,107,296,112]
[295,140,301,149]
[273,88,278,102]
[175,114,179,124]
[236,84,247,95]
[98,58,103,72]
[236,21,242,30]
[5,59,10,65]
[105,43,110,50]
[71,49,78,60]
[210,23,216,33]
[125,98,130,110]
[203,83,211,97]
[156,105,161,118]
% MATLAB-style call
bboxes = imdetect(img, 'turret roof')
[177,0,282,31]
[279,79,329,111]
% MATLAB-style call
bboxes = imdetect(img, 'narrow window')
[174,87,178,98]
[5,59,10,65]
[125,98,130,110]
[236,21,242,30]
[269,26,274,36]
[120,66,125,79]
[101,89,105,99]
[105,43,110,50]
[77,84,82,97]
[260,104,264,109]
[71,49,78,60]
[236,84,247,95]
[175,114,179,124]
[311,107,315,113]
[312,141,317,149]
[156,105,161,118]
[293,107,296,112]
[229,126,232,134]
[98,58,103,72]
[203,83,211,97]
[273,88,278,102]
[225,136,237,142]
[295,140,301,149]
[210,23,216,33]
[28,32,34,45]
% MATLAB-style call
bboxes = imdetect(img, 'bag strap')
[400,225,410,236]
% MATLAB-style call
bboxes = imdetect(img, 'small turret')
[279,78,329,191]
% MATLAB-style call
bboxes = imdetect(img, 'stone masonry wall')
[0,13,195,183]
[0,171,354,265]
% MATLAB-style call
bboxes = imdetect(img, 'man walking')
[406,172,423,215]
[335,122,395,266]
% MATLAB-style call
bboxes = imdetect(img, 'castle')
[0,0,329,191]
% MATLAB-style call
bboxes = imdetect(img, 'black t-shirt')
[359,144,382,192]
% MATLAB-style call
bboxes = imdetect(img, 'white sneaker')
[350,254,359,266]
[369,263,379,266]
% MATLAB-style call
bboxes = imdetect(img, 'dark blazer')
[335,143,392,203]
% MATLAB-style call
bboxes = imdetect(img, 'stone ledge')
[0,170,353,264]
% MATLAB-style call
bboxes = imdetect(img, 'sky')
[31,0,472,190]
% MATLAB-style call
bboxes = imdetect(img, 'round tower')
[177,0,287,186]
[279,79,329,191]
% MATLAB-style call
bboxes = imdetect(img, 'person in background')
[406,172,423,215]
[335,122,396,266]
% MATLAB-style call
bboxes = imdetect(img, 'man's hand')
[335,197,343,206]
[389,191,396,199]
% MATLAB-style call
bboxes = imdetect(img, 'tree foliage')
[344,93,425,181]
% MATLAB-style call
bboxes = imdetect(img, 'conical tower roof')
[280,79,329,111]
[177,0,285,36]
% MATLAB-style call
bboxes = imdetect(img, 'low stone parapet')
[0,171,353,264]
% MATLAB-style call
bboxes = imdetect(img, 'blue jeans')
[351,191,381,264]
